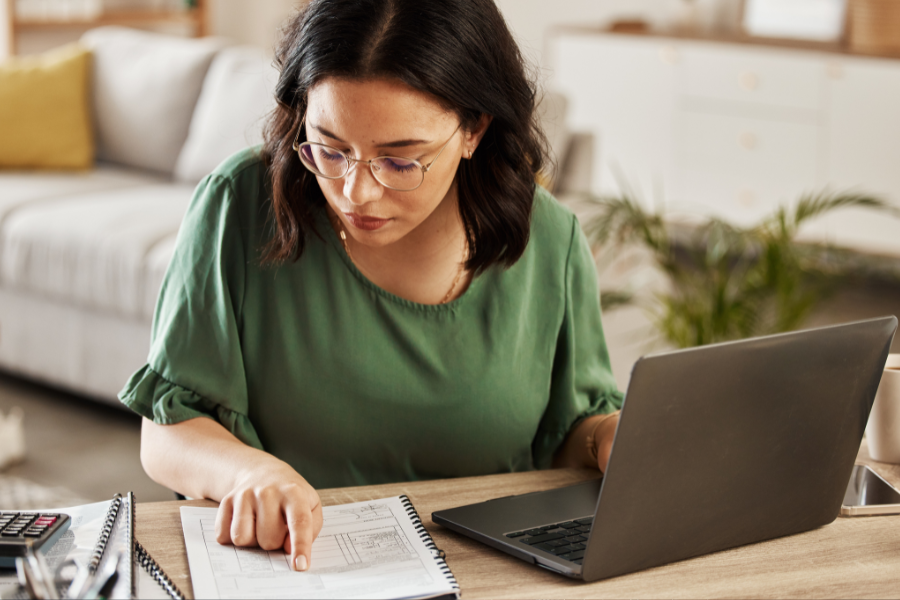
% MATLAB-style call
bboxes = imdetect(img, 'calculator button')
[2,530,21,537]
[23,531,43,538]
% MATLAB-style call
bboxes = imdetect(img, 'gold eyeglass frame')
[292,118,461,192]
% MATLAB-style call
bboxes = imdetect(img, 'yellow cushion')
[0,44,94,170]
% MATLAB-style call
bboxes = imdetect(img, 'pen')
[15,545,59,600]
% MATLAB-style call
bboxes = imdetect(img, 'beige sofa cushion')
[0,185,192,320]
[80,27,225,175]
[175,46,278,183]
[0,165,164,225]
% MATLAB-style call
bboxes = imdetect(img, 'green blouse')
[119,147,623,489]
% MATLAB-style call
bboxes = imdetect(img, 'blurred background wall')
[2,0,735,64]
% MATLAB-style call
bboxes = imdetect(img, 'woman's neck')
[329,189,471,305]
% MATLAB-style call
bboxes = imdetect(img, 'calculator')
[0,512,71,568]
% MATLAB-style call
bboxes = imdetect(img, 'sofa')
[0,27,280,404]
[0,26,589,406]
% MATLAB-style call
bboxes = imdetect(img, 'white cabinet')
[553,35,677,205]
[674,111,821,225]
[809,58,900,254]
[551,32,900,256]
[680,46,826,112]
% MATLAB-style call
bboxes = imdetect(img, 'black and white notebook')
[181,495,460,599]
[83,492,184,600]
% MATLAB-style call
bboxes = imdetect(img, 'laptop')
[432,317,898,582]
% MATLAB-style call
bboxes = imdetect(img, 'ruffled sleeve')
[531,215,624,468]
[120,365,263,450]
[118,166,264,451]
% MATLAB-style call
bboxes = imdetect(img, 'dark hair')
[262,0,548,271]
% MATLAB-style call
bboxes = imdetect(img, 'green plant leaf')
[585,189,899,348]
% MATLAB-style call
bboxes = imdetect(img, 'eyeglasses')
[293,121,460,191]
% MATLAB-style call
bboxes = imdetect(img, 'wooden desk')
[136,445,900,599]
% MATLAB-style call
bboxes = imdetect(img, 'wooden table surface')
[136,444,900,599]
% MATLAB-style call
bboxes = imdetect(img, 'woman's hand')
[140,417,323,571]
[590,412,619,473]
[553,411,621,472]
[215,459,323,571]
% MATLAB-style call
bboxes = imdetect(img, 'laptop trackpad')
[433,478,602,537]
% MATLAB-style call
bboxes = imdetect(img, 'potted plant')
[580,191,900,348]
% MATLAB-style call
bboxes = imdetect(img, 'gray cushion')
[0,185,192,319]
[175,46,278,183]
[81,27,226,175]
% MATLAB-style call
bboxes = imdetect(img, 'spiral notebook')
[87,492,185,600]
[1,493,184,600]
[181,495,459,599]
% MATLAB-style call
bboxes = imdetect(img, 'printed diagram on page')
[183,497,452,600]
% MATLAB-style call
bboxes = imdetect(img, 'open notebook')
[182,495,459,599]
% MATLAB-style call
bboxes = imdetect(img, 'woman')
[121,0,622,573]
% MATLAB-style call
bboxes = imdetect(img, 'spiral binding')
[398,495,459,594]
[82,492,184,600]
[135,539,186,600]
[87,493,123,574]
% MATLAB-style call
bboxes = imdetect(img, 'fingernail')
[295,555,308,571]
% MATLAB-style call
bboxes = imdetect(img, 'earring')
[467,149,474,159]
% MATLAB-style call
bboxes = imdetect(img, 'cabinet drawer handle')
[739,132,758,150]
[739,71,759,91]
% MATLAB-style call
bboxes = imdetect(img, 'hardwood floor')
[0,373,173,505]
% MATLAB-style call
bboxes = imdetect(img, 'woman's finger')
[256,489,287,551]
[284,492,319,571]
[230,490,258,547]
[215,496,235,545]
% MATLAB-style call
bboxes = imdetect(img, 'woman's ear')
[464,114,493,157]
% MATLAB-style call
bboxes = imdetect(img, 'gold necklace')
[331,215,468,304]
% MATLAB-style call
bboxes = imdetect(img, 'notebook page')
[181,496,458,600]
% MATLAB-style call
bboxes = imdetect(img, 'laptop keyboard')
[504,516,593,565]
